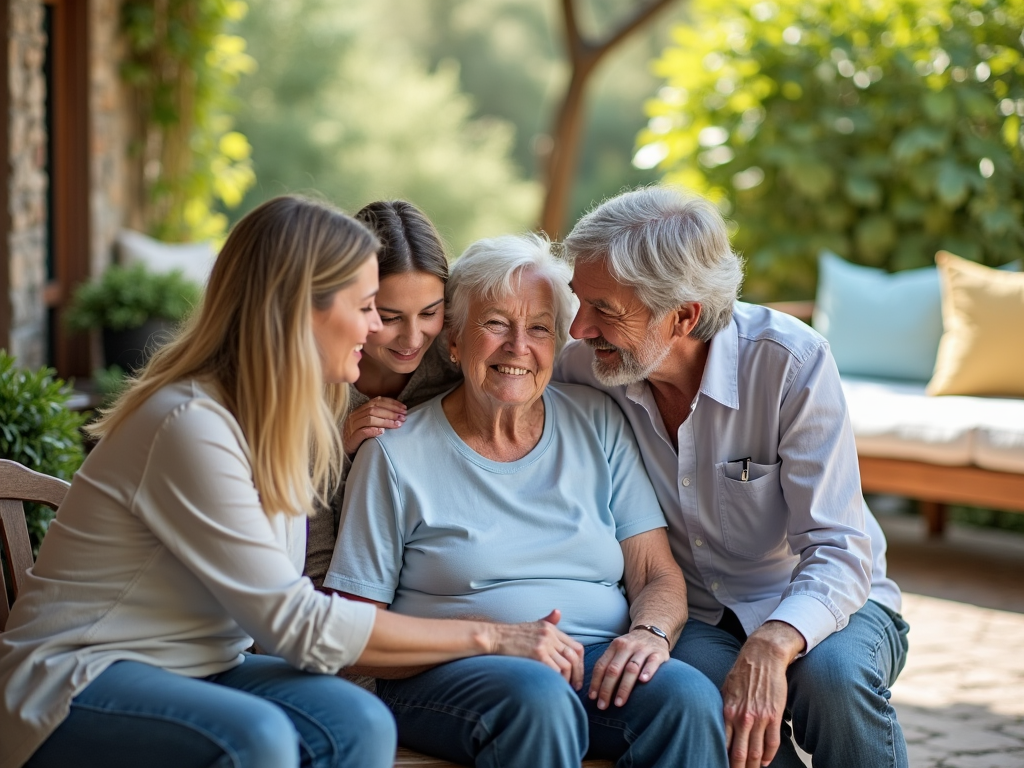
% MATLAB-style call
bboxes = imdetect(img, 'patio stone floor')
[878,513,1024,768]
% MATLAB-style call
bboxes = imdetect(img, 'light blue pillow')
[813,252,943,381]
[813,252,1021,380]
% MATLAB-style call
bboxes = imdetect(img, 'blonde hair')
[88,195,379,518]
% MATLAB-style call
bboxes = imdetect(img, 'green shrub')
[640,0,1024,300]
[64,263,202,332]
[0,352,87,553]
[93,365,130,409]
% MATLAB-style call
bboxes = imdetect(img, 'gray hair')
[446,233,577,354]
[563,187,744,342]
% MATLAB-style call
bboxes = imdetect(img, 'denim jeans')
[672,599,910,768]
[25,654,396,768]
[376,641,728,768]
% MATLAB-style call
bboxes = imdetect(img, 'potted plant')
[0,351,87,554]
[64,263,202,373]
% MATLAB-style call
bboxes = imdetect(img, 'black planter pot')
[102,318,176,373]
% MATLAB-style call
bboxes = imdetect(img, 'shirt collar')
[624,314,740,411]
[699,315,740,410]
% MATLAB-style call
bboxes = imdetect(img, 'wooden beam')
[46,0,92,377]
[859,456,1024,514]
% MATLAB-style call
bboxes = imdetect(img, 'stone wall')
[90,0,127,277]
[5,0,129,368]
[7,0,48,368]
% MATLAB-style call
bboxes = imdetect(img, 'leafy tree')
[641,0,1024,300]
[399,0,690,234]
[230,0,541,256]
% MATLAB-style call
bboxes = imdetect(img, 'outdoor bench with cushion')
[767,249,1024,535]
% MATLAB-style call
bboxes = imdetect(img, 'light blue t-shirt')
[325,382,667,645]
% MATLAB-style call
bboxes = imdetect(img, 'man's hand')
[722,621,805,768]
[588,628,670,710]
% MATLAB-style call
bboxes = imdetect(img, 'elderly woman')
[324,235,727,768]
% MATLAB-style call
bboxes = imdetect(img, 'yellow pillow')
[927,251,1024,397]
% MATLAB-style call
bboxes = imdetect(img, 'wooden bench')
[394,748,612,767]
[766,301,1024,535]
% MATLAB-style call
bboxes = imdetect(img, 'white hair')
[563,187,745,342]
[446,233,577,354]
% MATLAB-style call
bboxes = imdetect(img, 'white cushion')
[841,376,1024,473]
[117,229,215,285]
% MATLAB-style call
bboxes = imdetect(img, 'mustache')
[584,337,618,352]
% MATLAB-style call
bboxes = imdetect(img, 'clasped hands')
[500,616,670,710]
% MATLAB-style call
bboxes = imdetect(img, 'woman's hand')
[588,628,670,710]
[490,609,585,691]
[343,397,407,455]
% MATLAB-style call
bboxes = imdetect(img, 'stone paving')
[881,514,1024,768]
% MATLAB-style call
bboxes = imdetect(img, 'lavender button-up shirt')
[555,301,901,654]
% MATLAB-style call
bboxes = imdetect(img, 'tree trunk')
[540,0,678,238]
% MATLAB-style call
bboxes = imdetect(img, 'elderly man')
[555,186,909,768]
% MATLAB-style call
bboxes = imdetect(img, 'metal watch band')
[632,624,670,645]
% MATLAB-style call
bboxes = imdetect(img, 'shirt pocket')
[715,460,788,560]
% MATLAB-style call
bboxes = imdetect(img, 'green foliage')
[394,0,687,230]
[230,0,543,256]
[229,0,688,247]
[93,366,130,409]
[0,353,87,553]
[121,0,257,241]
[642,0,1024,299]
[64,264,202,332]
[948,504,1024,534]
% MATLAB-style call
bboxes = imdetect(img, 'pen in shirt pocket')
[731,456,751,481]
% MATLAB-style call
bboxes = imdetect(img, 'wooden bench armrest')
[762,300,814,323]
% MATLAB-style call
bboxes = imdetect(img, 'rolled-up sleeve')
[770,342,873,653]
[134,401,376,672]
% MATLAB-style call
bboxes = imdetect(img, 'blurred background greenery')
[225,0,690,255]
[135,0,1024,291]
[639,0,1024,300]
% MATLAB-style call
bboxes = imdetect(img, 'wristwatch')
[631,624,670,645]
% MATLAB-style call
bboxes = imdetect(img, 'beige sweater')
[0,380,376,768]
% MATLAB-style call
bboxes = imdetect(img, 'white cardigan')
[0,380,376,768]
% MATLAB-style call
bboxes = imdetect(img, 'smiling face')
[312,255,382,384]
[452,269,556,411]
[568,259,674,387]
[362,270,446,375]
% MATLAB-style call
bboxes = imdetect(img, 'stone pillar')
[90,0,127,278]
[7,0,48,368]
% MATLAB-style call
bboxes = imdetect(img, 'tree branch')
[598,0,677,57]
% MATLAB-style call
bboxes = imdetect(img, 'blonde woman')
[0,196,583,768]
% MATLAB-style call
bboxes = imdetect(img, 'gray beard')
[586,337,671,387]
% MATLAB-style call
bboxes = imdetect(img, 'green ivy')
[0,353,87,554]
[640,0,1024,300]
[121,0,257,242]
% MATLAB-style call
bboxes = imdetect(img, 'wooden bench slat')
[394,748,613,767]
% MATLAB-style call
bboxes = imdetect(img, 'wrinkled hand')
[492,609,585,691]
[343,397,407,455]
[721,623,804,768]
[589,628,670,710]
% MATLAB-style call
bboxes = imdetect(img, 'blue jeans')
[376,642,728,768]
[25,655,396,768]
[672,599,910,768]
